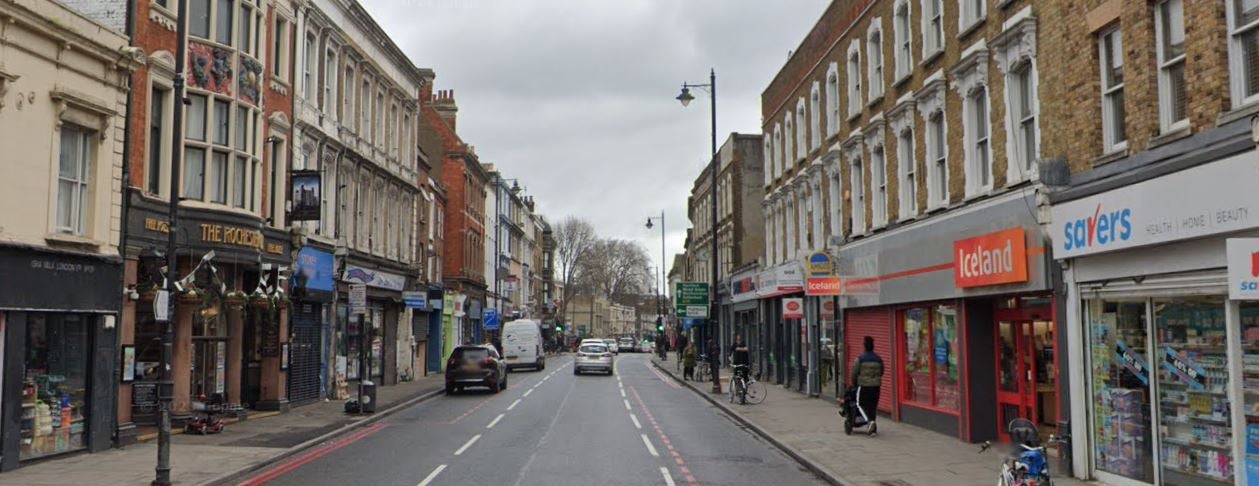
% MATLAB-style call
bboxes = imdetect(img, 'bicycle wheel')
[744,381,767,404]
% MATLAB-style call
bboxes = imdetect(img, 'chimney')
[431,89,458,131]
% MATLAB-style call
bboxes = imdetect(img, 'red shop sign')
[953,227,1028,288]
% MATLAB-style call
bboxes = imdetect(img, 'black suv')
[445,345,508,394]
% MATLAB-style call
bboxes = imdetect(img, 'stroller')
[838,386,874,435]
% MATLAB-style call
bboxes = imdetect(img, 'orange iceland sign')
[953,228,1028,288]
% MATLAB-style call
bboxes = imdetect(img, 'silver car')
[574,342,613,375]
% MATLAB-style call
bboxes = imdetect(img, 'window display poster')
[1248,424,1259,485]
[1115,339,1149,385]
[121,345,136,382]
[215,342,226,394]
[1162,346,1206,390]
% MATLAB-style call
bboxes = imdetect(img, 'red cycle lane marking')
[238,422,388,486]
[630,386,698,485]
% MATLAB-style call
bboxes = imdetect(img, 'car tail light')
[447,357,458,368]
[481,357,496,367]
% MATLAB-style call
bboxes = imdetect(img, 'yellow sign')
[200,223,265,251]
[144,217,170,234]
[266,242,285,255]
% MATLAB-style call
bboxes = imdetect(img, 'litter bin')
[360,380,377,413]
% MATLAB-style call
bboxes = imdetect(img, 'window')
[1008,64,1038,179]
[1228,0,1259,106]
[850,151,865,234]
[345,67,355,126]
[187,94,207,141]
[871,144,887,227]
[185,148,206,200]
[209,151,228,204]
[376,92,384,146]
[215,0,233,45]
[897,128,917,218]
[148,86,169,195]
[1099,27,1127,152]
[868,24,885,101]
[826,63,840,136]
[795,99,807,160]
[303,33,315,99]
[894,0,913,79]
[965,87,992,194]
[773,124,783,178]
[213,99,230,145]
[190,0,210,39]
[922,0,944,58]
[927,111,948,206]
[56,125,93,235]
[324,48,337,115]
[783,114,794,168]
[1155,0,1187,131]
[184,93,258,208]
[233,156,247,208]
[271,16,287,78]
[847,44,862,117]
[239,4,253,56]
[361,80,371,138]
[959,0,985,33]
[901,305,960,411]
[235,105,248,150]
[810,84,821,150]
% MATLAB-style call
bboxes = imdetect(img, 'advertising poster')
[121,345,136,382]
[290,170,321,221]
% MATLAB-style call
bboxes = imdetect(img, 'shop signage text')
[342,264,406,291]
[756,263,805,298]
[1115,340,1149,385]
[953,228,1028,288]
[806,252,835,277]
[1052,151,1259,258]
[783,298,804,319]
[1162,346,1206,390]
[402,291,428,310]
[349,284,367,316]
[1228,238,1259,300]
[201,223,265,251]
[805,277,842,296]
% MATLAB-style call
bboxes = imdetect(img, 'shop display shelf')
[1164,466,1232,484]
[1162,436,1232,451]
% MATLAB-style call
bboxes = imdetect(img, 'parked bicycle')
[694,355,711,382]
[979,418,1064,486]
[727,364,766,405]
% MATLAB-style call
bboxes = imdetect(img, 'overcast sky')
[361,0,827,284]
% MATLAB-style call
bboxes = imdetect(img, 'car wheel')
[445,384,455,395]
[574,368,580,375]
[501,375,508,390]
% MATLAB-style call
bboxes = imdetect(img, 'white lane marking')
[661,467,675,486]
[417,464,447,486]
[507,398,522,410]
[641,434,659,457]
[624,399,632,411]
[486,413,505,429]
[453,434,481,456]
[523,389,534,397]
[620,389,626,398]
[630,413,642,429]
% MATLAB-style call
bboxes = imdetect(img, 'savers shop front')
[1053,136,1259,484]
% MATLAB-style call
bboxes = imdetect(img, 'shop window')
[1087,299,1156,482]
[899,304,959,411]
[192,295,228,400]
[22,313,90,460]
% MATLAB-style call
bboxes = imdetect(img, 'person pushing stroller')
[843,336,884,437]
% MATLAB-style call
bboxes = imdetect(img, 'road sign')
[675,282,709,318]
[484,308,501,331]
[349,283,367,316]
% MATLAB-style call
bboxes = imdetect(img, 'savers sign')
[953,228,1028,288]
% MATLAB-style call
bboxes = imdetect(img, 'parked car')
[445,345,507,394]
[574,342,614,375]
[502,319,545,371]
[603,338,620,354]
[619,337,637,353]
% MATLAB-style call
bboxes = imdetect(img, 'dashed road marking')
[523,389,534,397]
[620,389,626,398]
[507,399,522,411]
[453,434,481,456]
[641,434,659,457]
[486,413,504,429]
[623,399,631,411]
[661,467,675,486]
[417,464,446,486]
[629,413,641,429]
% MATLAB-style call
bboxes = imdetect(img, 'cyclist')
[850,336,885,436]
[729,335,750,403]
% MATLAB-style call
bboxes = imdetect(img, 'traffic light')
[555,323,564,333]
[656,316,663,333]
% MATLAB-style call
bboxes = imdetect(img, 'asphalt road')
[250,353,824,486]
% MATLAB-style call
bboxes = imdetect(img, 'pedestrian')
[683,342,697,380]
[676,333,689,364]
[706,338,719,385]
[850,336,885,436]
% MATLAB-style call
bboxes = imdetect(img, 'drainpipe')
[112,0,140,448]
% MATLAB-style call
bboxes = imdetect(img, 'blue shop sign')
[296,247,335,292]
[403,291,428,310]
[484,309,500,331]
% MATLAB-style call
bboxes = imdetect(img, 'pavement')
[649,354,1094,486]
[0,373,447,485]
[238,353,823,486]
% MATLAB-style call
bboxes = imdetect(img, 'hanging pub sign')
[290,170,321,221]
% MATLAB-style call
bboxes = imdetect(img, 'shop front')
[756,262,804,387]
[425,288,445,375]
[121,198,292,420]
[1054,145,1259,485]
[837,189,1058,442]
[339,263,406,391]
[0,247,121,470]
[730,266,761,376]
[290,246,335,405]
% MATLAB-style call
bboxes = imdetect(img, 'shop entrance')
[994,299,1056,443]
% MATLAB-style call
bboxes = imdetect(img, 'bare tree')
[578,239,652,305]
[553,216,597,320]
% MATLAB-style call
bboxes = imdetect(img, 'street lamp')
[676,69,720,394]
[646,213,666,338]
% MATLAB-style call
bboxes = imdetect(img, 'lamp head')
[676,86,694,107]
[645,218,654,229]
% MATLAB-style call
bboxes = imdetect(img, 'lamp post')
[676,69,720,394]
[646,212,666,339]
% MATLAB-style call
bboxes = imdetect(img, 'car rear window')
[453,348,488,361]
[580,345,607,354]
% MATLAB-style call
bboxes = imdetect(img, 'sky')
[361,0,828,285]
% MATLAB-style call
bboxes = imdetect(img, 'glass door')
[997,320,1036,442]
[1087,299,1156,484]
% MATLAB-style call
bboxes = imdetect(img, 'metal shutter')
[288,307,323,404]
[844,307,894,413]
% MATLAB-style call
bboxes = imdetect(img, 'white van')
[502,319,545,371]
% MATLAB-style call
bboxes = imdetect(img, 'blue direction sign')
[484,308,501,331]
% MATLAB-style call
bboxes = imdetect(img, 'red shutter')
[845,307,894,413]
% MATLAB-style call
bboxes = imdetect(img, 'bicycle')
[694,356,711,382]
[728,365,766,405]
